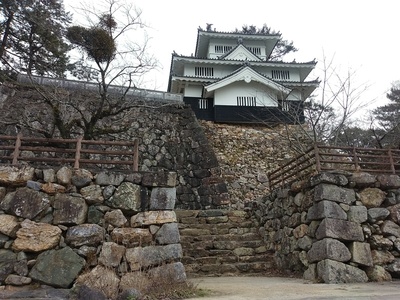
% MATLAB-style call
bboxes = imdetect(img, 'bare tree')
[0,0,162,140]
[263,53,373,154]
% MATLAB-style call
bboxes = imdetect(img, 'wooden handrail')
[0,134,139,171]
[268,144,400,190]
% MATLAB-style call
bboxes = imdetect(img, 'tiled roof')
[197,29,281,38]
[172,53,317,66]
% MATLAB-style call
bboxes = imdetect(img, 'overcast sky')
[66,0,400,113]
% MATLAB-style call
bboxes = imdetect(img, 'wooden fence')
[0,134,139,171]
[268,144,400,189]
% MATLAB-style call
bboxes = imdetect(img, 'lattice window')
[194,66,214,77]
[237,96,257,106]
[248,47,261,56]
[271,70,290,80]
[199,98,208,109]
[215,45,233,53]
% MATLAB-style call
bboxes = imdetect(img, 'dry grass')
[74,264,208,300]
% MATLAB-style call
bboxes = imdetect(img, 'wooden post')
[12,133,22,165]
[74,136,83,169]
[314,143,321,173]
[353,147,359,171]
[133,139,139,171]
[388,149,395,174]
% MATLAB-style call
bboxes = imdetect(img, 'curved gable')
[220,44,262,62]
[205,66,291,95]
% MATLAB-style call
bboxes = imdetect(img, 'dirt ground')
[188,276,400,300]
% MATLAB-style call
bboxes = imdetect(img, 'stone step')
[185,261,275,275]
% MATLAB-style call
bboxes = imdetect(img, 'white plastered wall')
[213,81,280,107]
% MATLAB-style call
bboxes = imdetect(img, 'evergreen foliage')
[0,0,71,78]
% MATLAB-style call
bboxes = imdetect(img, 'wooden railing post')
[74,136,83,169]
[12,133,22,165]
[133,139,139,171]
[388,149,395,174]
[353,147,359,171]
[313,143,321,173]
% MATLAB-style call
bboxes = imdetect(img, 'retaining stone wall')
[0,86,229,210]
[256,172,400,283]
[177,209,274,275]
[0,165,185,299]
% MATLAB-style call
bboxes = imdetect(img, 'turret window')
[199,98,208,109]
[237,96,257,106]
[215,45,233,53]
[248,47,261,56]
[271,70,290,80]
[194,66,214,77]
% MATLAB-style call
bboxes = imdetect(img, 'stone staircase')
[176,209,275,276]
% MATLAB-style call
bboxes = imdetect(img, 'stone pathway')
[188,276,400,300]
[3,276,400,299]
[0,286,70,300]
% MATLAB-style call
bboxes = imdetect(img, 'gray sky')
[66,0,400,112]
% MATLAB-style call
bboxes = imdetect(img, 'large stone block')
[125,244,182,270]
[315,218,364,241]
[314,184,356,204]
[366,265,392,282]
[29,247,85,288]
[130,211,176,227]
[0,214,19,238]
[148,262,186,283]
[388,204,400,224]
[96,171,125,186]
[56,166,72,185]
[0,166,35,185]
[307,238,351,263]
[317,259,368,283]
[155,223,180,245]
[150,187,176,210]
[66,224,105,247]
[8,187,50,219]
[377,174,400,189]
[12,220,61,252]
[381,220,400,238]
[349,172,376,188]
[106,182,141,212]
[53,194,88,225]
[386,258,400,277]
[0,250,16,284]
[367,208,390,222]
[141,172,177,187]
[349,242,373,267]
[98,242,126,267]
[359,188,386,208]
[80,185,104,204]
[371,249,395,265]
[307,200,347,221]
[309,173,348,187]
[347,206,368,223]
[111,228,152,247]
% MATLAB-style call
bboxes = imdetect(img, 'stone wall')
[177,209,274,276]
[199,121,306,209]
[0,165,186,299]
[126,105,229,209]
[0,85,229,210]
[256,172,400,283]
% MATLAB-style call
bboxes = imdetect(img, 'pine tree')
[372,82,400,148]
[0,0,71,78]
